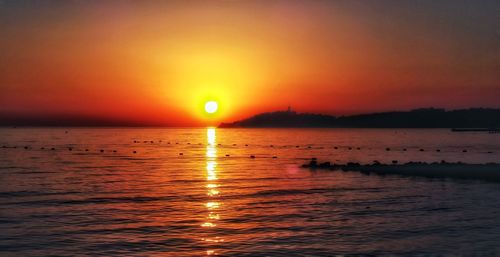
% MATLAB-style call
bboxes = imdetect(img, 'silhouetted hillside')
[219,108,500,128]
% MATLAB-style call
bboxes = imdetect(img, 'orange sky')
[0,1,499,126]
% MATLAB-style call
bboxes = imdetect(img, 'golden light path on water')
[202,128,223,255]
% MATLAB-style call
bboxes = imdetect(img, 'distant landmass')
[219,108,500,128]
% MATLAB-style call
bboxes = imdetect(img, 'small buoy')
[357,147,361,150]
[334,146,338,149]
[419,149,424,152]
[296,145,299,148]
[246,144,249,147]
[386,148,391,151]
[272,156,277,159]
[307,146,311,149]
[436,149,441,152]
[68,147,72,151]
[85,149,89,151]
[100,149,104,153]
[348,147,352,150]
[225,154,230,157]
[113,150,117,153]
[403,148,407,151]
[133,151,137,154]
[179,153,183,155]
[24,146,29,149]
[150,141,154,143]
[250,155,255,158]
[51,148,55,150]
[462,150,467,153]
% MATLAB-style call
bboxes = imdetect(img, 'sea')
[1,128,500,256]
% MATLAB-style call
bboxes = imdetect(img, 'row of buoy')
[1,145,283,158]
[1,145,139,154]
[1,144,494,156]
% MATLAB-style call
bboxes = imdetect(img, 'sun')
[204,101,218,114]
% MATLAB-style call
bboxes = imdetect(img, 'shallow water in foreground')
[1,128,500,256]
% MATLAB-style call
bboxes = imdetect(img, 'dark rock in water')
[436,149,441,152]
[245,144,249,147]
[296,145,299,148]
[113,150,117,153]
[348,147,352,150]
[225,154,230,157]
[334,146,338,149]
[311,157,317,161]
[133,151,137,154]
[373,160,381,165]
[403,148,407,151]
[100,149,104,153]
[319,162,331,168]
[179,153,183,155]
[300,159,500,182]
[386,148,391,151]
[308,146,311,149]
[51,148,55,150]
[419,149,424,152]
[24,146,29,149]
[250,155,255,158]
[357,147,361,150]
[392,160,398,164]
[85,149,89,152]
[272,156,277,159]
[150,141,154,143]
[347,162,361,167]
[462,150,468,152]
[68,147,72,151]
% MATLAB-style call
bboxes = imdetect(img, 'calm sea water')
[1,128,500,256]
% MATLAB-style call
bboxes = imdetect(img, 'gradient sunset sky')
[0,0,499,126]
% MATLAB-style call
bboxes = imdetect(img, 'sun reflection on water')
[202,128,222,255]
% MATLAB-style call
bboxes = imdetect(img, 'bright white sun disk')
[205,101,218,114]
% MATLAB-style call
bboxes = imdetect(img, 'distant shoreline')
[219,108,500,129]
